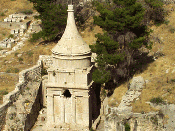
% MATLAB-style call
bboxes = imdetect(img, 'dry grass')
[0,74,19,104]
[133,6,175,112]
[0,0,34,20]
[0,41,55,73]
[108,82,128,107]
[80,16,103,45]
[0,27,11,41]
[0,40,55,105]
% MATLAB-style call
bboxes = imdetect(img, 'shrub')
[101,88,106,97]
[164,20,170,25]
[9,112,16,120]
[18,57,23,62]
[145,0,165,25]
[6,68,11,73]
[90,128,95,131]
[14,52,19,57]
[41,68,48,76]
[0,12,5,16]
[25,99,30,103]
[53,71,56,76]
[2,32,6,36]
[151,116,158,125]
[26,51,33,57]
[169,27,175,33]
[8,34,14,38]
[150,97,165,104]
[20,9,33,15]
[124,122,130,131]
[0,89,8,95]
[5,68,19,73]
[29,31,42,43]
[14,68,19,73]
[170,79,175,82]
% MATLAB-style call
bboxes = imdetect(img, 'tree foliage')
[144,0,165,24]
[90,0,152,84]
[28,0,67,41]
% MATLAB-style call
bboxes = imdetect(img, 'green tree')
[144,0,164,24]
[90,0,152,84]
[28,0,67,41]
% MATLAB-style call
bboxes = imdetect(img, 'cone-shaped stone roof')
[52,5,91,55]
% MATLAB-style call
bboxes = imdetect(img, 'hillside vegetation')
[0,0,174,114]
[109,4,175,113]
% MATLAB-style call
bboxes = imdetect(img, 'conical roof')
[52,5,91,55]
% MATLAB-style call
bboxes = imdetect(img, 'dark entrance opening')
[63,89,71,98]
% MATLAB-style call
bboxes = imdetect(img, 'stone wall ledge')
[0,61,42,130]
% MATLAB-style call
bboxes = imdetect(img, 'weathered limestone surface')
[5,81,42,131]
[0,62,42,130]
[103,76,156,131]
[103,76,175,131]
[150,103,175,131]
[0,38,15,49]
[117,76,145,113]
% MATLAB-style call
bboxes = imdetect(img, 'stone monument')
[44,4,94,130]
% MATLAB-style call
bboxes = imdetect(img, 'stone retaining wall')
[0,63,41,130]
[24,83,42,131]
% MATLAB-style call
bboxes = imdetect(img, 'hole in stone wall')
[63,89,71,98]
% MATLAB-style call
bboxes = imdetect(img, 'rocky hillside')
[0,0,174,115]
[108,4,175,113]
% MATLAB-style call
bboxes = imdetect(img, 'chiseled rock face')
[129,76,145,91]
[104,76,166,131]
[104,112,165,131]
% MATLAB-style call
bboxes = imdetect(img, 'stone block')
[0,50,7,55]
[12,46,18,51]
[17,42,24,47]
[11,30,15,34]
[16,19,20,22]
[12,14,18,18]
[9,15,13,18]
[7,18,12,22]
[0,43,7,48]
[7,44,11,48]
[10,38,15,43]
[14,29,19,34]
[20,29,25,33]
[20,24,27,29]
[12,18,16,22]
[3,38,8,42]
[4,18,8,22]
